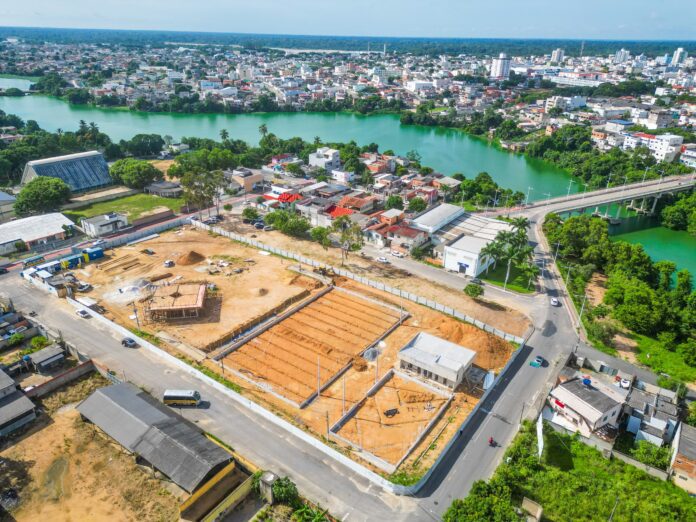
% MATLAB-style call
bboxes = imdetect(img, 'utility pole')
[525,186,534,206]
[578,293,588,321]
[544,192,551,206]
[317,356,321,399]
[553,241,562,262]
[342,375,346,416]
[565,264,574,288]
[566,179,575,198]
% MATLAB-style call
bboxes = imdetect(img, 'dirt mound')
[401,390,435,404]
[353,356,368,372]
[258,288,269,296]
[177,251,205,266]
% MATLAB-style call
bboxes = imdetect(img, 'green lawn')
[446,422,696,522]
[63,193,185,223]
[480,263,535,294]
[633,334,696,383]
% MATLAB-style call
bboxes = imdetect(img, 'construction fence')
[192,221,524,345]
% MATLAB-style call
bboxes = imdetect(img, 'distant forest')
[0,26,694,56]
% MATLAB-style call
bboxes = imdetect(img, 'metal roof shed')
[28,345,65,373]
[77,383,231,493]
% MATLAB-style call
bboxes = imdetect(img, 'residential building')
[308,147,341,171]
[614,48,631,64]
[77,383,232,493]
[551,48,565,63]
[672,47,688,66]
[0,213,75,255]
[671,423,696,494]
[625,387,679,446]
[398,332,477,389]
[0,191,15,222]
[28,344,66,374]
[225,168,264,193]
[490,53,511,80]
[0,368,36,437]
[80,212,129,237]
[549,378,623,437]
[386,225,429,252]
[21,151,111,193]
[623,133,683,162]
[331,170,355,185]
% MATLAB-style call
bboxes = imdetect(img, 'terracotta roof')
[327,206,354,218]
[387,225,423,238]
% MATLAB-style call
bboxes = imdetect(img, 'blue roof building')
[21,151,111,193]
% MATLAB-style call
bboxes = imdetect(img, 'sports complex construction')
[75,226,516,475]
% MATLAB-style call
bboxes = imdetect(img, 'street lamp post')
[566,179,575,199]
[525,186,534,206]
[544,192,551,206]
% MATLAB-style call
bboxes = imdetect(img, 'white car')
[376,256,390,264]
[391,251,405,258]
[550,297,560,307]
[92,239,106,247]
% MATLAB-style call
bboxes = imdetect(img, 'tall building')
[551,48,565,63]
[490,53,511,79]
[672,47,688,65]
[613,48,631,64]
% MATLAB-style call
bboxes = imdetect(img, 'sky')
[1,0,695,40]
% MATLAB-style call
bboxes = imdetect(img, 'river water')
[1,79,694,274]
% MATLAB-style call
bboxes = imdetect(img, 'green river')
[1,80,694,274]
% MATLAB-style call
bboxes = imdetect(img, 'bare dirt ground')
[0,373,181,522]
[335,373,449,466]
[149,159,175,176]
[223,288,401,404]
[613,333,638,364]
[79,228,318,351]
[586,273,608,306]
[211,273,513,474]
[223,220,530,336]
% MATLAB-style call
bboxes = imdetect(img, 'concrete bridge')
[485,173,695,220]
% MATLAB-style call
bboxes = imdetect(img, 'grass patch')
[633,334,696,383]
[480,263,535,294]
[449,422,696,521]
[63,193,185,223]
[388,469,424,486]
[129,328,161,346]
[176,354,243,394]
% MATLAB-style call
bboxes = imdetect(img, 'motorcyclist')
[488,436,495,446]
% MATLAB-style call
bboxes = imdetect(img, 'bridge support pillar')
[650,195,660,215]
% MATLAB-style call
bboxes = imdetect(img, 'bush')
[272,476,299,506]
[585,320,616,346]
[223,203,232,211]
[464,283,484,299]
[30,336,50,350]
[242,207,259,221]
[7,333,25,347]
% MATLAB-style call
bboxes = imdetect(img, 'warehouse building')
[78,383,231,493]
[21,151,111,193]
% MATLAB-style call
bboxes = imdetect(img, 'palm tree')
[219,129,229,141]
[509,216,530,234]
[480,241,503,274]
[313,136,322,146]
[258,124,268,138]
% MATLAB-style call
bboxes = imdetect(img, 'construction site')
[74,226,516,476]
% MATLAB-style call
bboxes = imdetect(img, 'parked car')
[377,257,389,264]
[530,355,545,368]
[254,222,265,230]
[242,218,253,224]
[121,337,137,348]
[391,251,405,258]
[76,283,92,292]
[263,225,274,231]
[550,297,560,307]
[164,260,175,268]
[470,278,483,285]
[0,267,8,275]
[76,309,90,319]
[92,239,107,247]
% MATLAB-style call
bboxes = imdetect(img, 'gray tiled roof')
[77,383,230,493]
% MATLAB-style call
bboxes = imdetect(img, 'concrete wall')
[24,360,96,398]
[61,188,139,210]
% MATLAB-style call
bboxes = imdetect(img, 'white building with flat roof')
[398,332,476,390]
[308,147,341,171]
[443,235,492,277]
[410,203,465,235]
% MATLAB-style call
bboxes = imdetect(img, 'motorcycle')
[488,437,496,447]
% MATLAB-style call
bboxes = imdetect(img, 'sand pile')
[177,251,205,265]
[401,390,435,404]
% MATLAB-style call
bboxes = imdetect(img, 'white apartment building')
[672,47,688,66]
[680,148,696,169]
[330,169,355,185]
[623,133,683,162]
[551,48,565,63]
[308,147,341,171]
[490,53,511,79]
[545,95,587,112]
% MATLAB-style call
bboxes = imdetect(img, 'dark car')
[0,267,8,275]
[470,278,483,285]
[121,337,137,348]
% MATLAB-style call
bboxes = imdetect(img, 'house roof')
[411,203,464,233]
[380,208,404,219]
[0,368,14,392]
[387,225,423,238]
[551,379,620,425]
[677,423,696,461]
[0,213,74,244]
[28,344,65,366]
[77,383,231,493]
[327,206,354,219]
[398,332,476,383]
[0,390,35,427]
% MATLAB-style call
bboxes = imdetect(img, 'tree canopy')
[14,177,71,215]
[109,158,163,189]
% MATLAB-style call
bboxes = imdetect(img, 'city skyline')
[1,0,695,41]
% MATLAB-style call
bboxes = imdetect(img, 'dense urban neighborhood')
[0,18,695,522]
